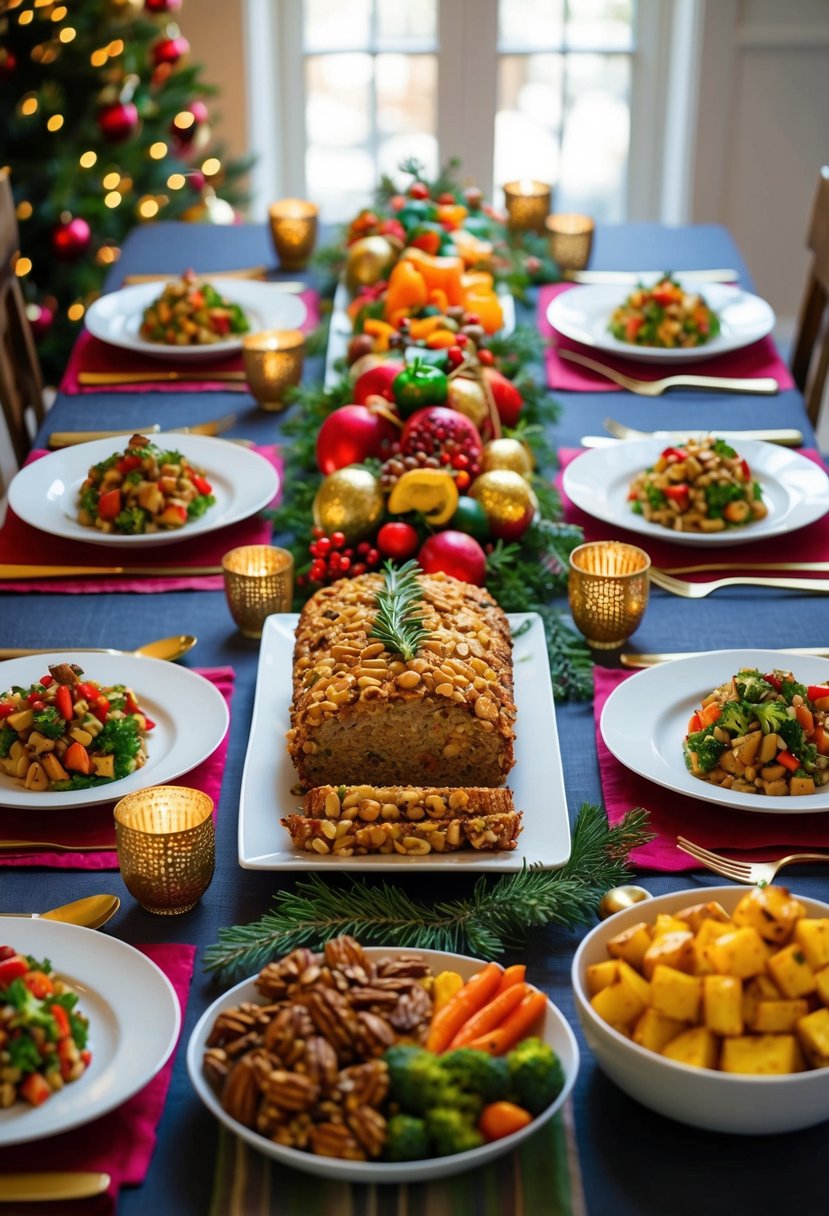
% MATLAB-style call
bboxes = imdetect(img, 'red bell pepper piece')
[190,290,205,308]
[664,483,690,509]
[806,685,829,703]
[20,1072,51,1107]
[624,315,644,342]
[777,751,800,773]
[192,474,212,496]
[51,1003,71,1039]
[39,675,53,688]
[0,703,15,719]
[26,689,45,705]
[211,313,230,335]
[91,696,110,724]
[55,683,73,720]
[116,454,143,474]
[24,970,54,999]
[81,1049,92,1067]
[763,672,782,692]
[75,682,100,702]
[0,955,28,987]
[97,488,122,520]
[0,946,16,961]
[660,446,688,462]
[740,458,751,481]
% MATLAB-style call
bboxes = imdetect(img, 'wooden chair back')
[791,166,829,426]
[0,167,45,466]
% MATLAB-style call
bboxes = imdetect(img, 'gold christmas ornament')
[345,236,400,294]
[482,437,534,479]
[469,469,538,539]
[106,0,144,21]
[598,885,653,920]
[447,376,489,433]
[312,468,384,542]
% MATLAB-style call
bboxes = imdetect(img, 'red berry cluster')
[299,529,382,587]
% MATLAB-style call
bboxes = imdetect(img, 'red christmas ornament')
[170,99,208,149]
[377,522,419,562]
[0,50,17,81]
[151,32,190,68]
[144,0,182,11]
[98,100,139,143]
[315,404,398,475]
[352,363,399,407]
[400,407,484,478]
[418,531,487,586]
[51,217,92,261]
[482,367,524,428]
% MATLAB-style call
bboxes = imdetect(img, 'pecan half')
[260,1068,320,1112]
[347,986,399,1011]
[256,948,319,999]
[309,1122,366,1160]
[272,1112,314,1149]
[221,1054,262,1128]
[376,955,430,980]
[324,935,370,972]
[205,1005,262,1047]
[354,1010,396,1058]
[335,1060,389,1110]
[203,1047,230,1088]
[301,1035,339,1092]
[263,1003,315,1064]
[305,987,358,1056]
[388,983,433,1033]
[347,1105,387,1157]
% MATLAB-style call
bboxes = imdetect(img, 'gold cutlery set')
[560,348,779,397]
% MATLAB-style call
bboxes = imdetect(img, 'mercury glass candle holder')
[568,541,651,649]
[243,329,305,411]
[545,212,595,272]
[502,179,552,233]
[222,544,294,637]
[114,786,215,916]
[268,198,319,270]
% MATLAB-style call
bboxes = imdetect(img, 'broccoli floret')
[798,742,819,772]
[32,705,64,739]
[711,438,737,458]
[440,1048,511,1104]
[384,1114,430,1162]
[734,669,771,703]
[187,493,215,520]
[425,1108,484,1156]
[777,718,806,756]
[644,482,667,510]
[506,1037,565,1115]
[704,482,745,519]
[114,506,148,535]
[0,725,16,758]
[752,701,790,735]
[684,728,725,773]
[717,701,753,737]
[780,679,810,705]
[385,1046,450,1115]
[94,717,142,778]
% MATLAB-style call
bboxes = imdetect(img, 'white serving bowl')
[188,946,579,1182]
[572,886,829,1135]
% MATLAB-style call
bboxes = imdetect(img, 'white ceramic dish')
[188,946,579,1182]
[600,648,829,815]
[84,279,306,361]
[547,280,775,364]
[572,886,829,1135]
[562,439,829,548]
[237,612,571,871]
[8,434,279,549]
[324,279,516,387]
[0,652,229,810]
[0,919,180,1146]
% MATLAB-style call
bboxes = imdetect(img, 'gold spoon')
[0,634,197,662]
[0,894,121,929]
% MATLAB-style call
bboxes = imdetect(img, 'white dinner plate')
[0,652,229,810]
[84,279,306,361]
[600,649,829,814]
[0,920,180,1147]
[187,946,579,1184]
[8,433,279,549]
[238,612,571,870]
[324,279,516,387]
[547,280,775,364]
[562,439,829,548]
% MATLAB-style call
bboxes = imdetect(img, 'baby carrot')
[465,988,548,1055]
[426,962,503,1053]
[447,982,528,1050]
[493,964,526,996]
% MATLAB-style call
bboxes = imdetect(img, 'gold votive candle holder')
[243,329,305,411]
[545,212,595,272]
[114,785,215,916]
[502,179,552,233]
[222,544,294,637]
[568,541,651,649]
[268,198,319,270]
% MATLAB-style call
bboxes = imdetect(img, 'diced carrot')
[479,1101,533,1142]
[813,725,829,756]
[20,1072,51,1107]
[795,705,815,736]
[64,741,92,774]
[699,702,722,728]
[465,988,548,1056]
[494,964,526,996]
[687,712,702,734]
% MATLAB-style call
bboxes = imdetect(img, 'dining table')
[1,216,828,1216]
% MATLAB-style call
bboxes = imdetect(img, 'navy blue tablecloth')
[1,222,827,1216]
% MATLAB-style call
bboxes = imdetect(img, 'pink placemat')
[595,667,829,871]
[60,289,320,394]
[0,942,195,1215]
[0,445,282,593]
[0,667,233,869]
[557,447,829,579]
[537,283,795,392]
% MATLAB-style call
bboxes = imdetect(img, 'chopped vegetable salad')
[140,270,250,346]
[684,668,829,797]
[628,437,767,533]
[0,661,153,792]
[609,275,720,348]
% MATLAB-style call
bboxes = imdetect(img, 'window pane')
[376,0,437,45]
[494,55,563,197]
[304,0,370,51]
[557,53,630,221]
[377,54,438,181]
[305,54,373,221]
[565,0,635,50]
[498,0,564,50]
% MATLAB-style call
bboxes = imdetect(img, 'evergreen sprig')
[369,560,429,661]
[203,805,653,980]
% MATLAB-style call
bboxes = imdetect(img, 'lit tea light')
[545,212,595,272]
[568,541,651,649]
[222,544,294,638]
[243,328,305,411]
[113,786,215,916]
[502,179,552,233]
[268,198,319,270]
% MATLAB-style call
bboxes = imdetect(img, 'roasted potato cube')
[642,931,695,980]
[92,754,115,779]
[742,974,784,1025]
[662,1026,718,1070]
[632,1008,687,1053]
[590,981,646,1028]
[41,753,69,783]
[650,965,701,1022]
[750,999,809,1034]
[707,927,768,979]
[691,918,734,975]
[654,913,694,938]
[814,964,829,1008]
[586,960,619,996]
[24,761,49,791]
[737,730,762,766]
[617,960,651,1007]
[732,886,805,943]
[720,1034,805,1075]
[767,943,817,999]
[607,921,653,970]
[794,918,829,970]
[674,901,730,933]
[796,1008,829,1068]
[758,733,780,764]
[7,708,33,732]
[790,776,816,796]
[703,975,743,1037]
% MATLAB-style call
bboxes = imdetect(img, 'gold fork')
[676,836,829,885]
[649,568,829,598]
[0,840,115,851]
[602,417,803,446]
[559,349,779,396]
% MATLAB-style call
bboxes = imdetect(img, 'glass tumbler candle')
[243,329,305,411]
[114,786,215,916]
[568,541,651,649]
[222,544,294,638]
[268,198,319,270]
[545,212,595,272]
[502,179,552,233]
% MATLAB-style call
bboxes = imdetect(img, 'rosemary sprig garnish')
[203,805,653,981]
[369,559,429,661]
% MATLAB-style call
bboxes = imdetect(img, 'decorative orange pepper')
[407,316,452,341]
[452,229,493,268]
[425,329,457,349]
[401,248,465,307]
[362,318,397,352]
[383,260,428,326]
[428,287,450,314]
[464,287,503,334]
[436,203,468,230]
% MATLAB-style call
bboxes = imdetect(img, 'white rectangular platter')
[238,611,571,872]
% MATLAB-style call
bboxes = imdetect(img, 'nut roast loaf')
[286,571,516,789]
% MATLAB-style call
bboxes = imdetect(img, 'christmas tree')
[0,0,252,381]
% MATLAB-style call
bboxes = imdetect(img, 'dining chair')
[791,165,829,427]
[0,166,46,467]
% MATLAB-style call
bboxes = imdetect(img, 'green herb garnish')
[369,559,429,662]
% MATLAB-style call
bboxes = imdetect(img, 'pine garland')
[203,805,653,981]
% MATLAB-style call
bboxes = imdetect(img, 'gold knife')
[78,370,247,385]
[0,1172,111,1202]
[661,562,829,575]
[579,429,804,448]
[48,414,238,447]
[621,646,829,668]
[0,563,222,579]
[123,265,273,284]
[564,268,739,284]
